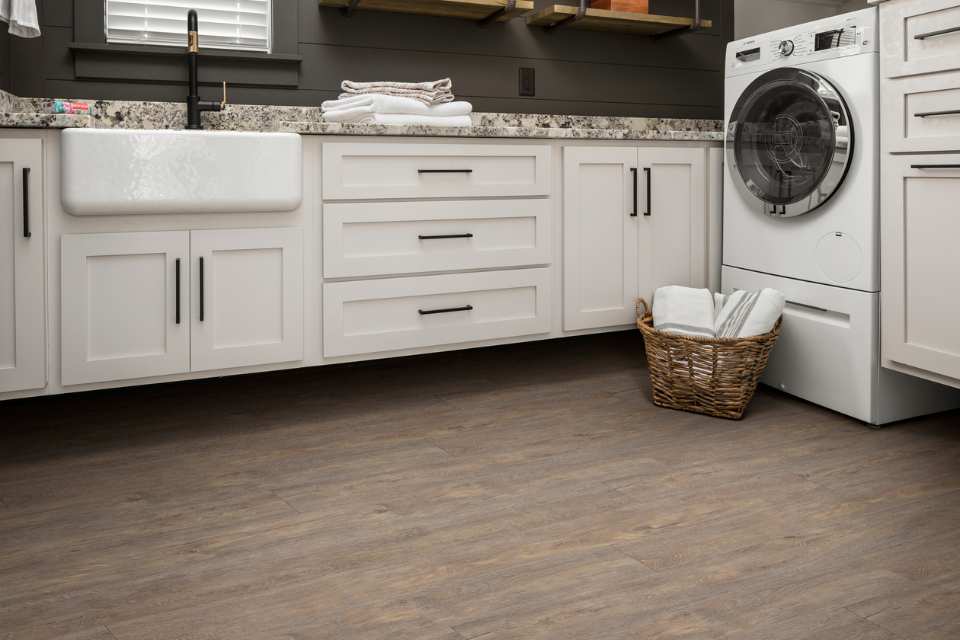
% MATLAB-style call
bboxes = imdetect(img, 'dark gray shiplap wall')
[5,0,733,118]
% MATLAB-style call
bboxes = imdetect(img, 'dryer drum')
[727,67,854,217]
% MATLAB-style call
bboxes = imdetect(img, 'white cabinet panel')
[322,143,551,200]
[0,138,44,393]
[882,70,960,153]
[881,0,960,78]
[637,147,707,303]
[562,147,639,331]
[882,155,960,384]
[191,228,303,372]
[61,232,189,385]
[323,269,551,357]
[323,199,551,278]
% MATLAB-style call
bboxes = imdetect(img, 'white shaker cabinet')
[61,232,189,385]
[61,228,303,385]
[562,147,640,331]
[190,228,303,372]
[636,147,707,304]
[881,156,960,386]
[0,138,45,393]
[563,146,707,331]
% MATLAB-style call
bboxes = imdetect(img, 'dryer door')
[726,67,853,217]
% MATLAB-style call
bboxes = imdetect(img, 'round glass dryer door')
[726,67,853,217]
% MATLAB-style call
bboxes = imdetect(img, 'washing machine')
[722,7,960,424]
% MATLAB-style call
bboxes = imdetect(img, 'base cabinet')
[881,156,960,385]
[0,138,45,393]
[191,228,303,372]
[563,145,707,331]
[61,232,189,385]
[62,228,303,386]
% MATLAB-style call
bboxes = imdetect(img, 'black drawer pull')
[643,167,652,216]
[911,164,960,169]
[914,25,960,40]
[418,233,474,240]
[22,167,30,238]
[198,256,205,322]
[418,304,474,316]
[175,258,181,325]
[915,108,960,118]
[629,167,638,217]
[418,169,473,174]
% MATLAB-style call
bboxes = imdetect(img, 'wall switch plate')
[519,67,535,97]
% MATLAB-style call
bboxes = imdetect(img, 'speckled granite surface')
[0,90,723,141]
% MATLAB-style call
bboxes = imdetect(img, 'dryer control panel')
[726,7,877,77]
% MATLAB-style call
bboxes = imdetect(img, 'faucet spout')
[185,9,225,130]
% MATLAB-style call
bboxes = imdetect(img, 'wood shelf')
[527,5,712,35]
[319,0,533,22]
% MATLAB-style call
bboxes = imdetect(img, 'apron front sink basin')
[61,128,302,215]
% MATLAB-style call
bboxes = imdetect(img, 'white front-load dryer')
[723,8,879,292]
[721,8,960,424]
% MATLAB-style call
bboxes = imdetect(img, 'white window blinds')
[105,1,271,52]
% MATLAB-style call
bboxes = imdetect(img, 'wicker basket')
[636,298,782,420]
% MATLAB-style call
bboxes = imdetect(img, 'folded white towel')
[652,286,716,338]
[715,288,784,338]
[340,78,455,105]
[0,0,40,37]
[713,292,726,324]
[324,112,472,128]
[322,95,472,118]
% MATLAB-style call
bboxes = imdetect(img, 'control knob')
[779,40,795,56]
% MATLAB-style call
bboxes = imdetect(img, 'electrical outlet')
[519,67,535,97]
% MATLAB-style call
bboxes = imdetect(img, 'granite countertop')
[0,90,723,142]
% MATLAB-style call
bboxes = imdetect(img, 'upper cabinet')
[0,138,45,393]
[562,145,708,332]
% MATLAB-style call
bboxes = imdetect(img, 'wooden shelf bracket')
[478,0,517,25]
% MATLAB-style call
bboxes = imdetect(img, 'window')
[105,1,271,53]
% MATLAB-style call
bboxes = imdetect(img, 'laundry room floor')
[1,332,959,640]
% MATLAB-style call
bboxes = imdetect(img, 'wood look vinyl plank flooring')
[2,332,960,640]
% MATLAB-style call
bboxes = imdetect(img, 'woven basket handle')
[636,297,650,319]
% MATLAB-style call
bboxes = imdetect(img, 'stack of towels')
[322,78,473,128]
[652,285,785,339]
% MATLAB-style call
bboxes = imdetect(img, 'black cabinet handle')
[418,304,474,316]
[418,233,474,240]
[915,108,960,118]
[175,258,181,325]
[911,164,960,169]
[914,25,960,40]
[418,169,473,174]
[643,167,652,216]
[629,167,638,217]
[198,256,205,322]
[22,167,30,238]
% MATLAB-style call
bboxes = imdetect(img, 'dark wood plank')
[1,332,958,639]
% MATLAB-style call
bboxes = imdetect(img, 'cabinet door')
[61,232,189,385]
[562,147,639,331]
[636,147,707,302]
[882,155,960,384]
[190,228,303,372]
[881,0,960,78]
[0,138,44,393]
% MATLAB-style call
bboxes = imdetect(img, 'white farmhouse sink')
[61,129,302,215]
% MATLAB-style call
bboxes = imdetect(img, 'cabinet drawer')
[883,70,960,152]
[323,269,551,357]
[881,0,960,78]
[323,199,551,278]
[321,143,551,200]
